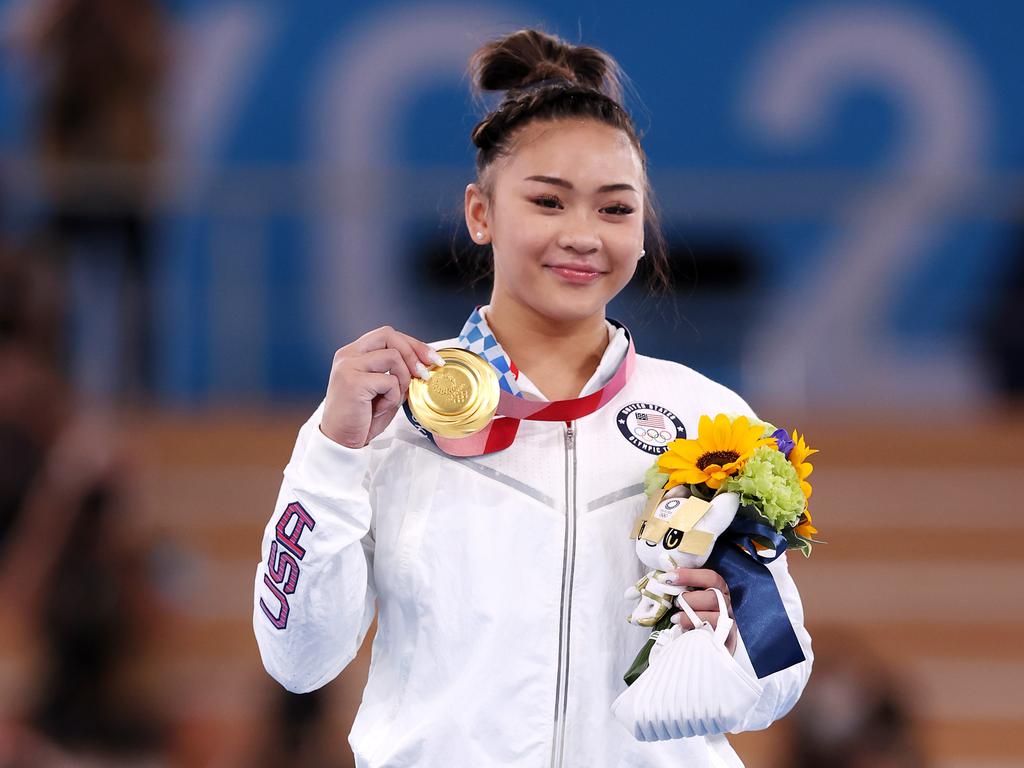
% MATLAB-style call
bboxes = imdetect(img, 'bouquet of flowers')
[653,413,819,557]
[612,413,819,740]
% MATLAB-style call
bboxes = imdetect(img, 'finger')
[351,327,443,374]
[358,372,402,409]
[395,330,446,369]
[371,389,402,418]
[660,567,729,594]
[350,349,411,395]
[344,326,392,357]
[696,611,721,628]
[675,590,721,613]
[670,610,721,628]
[366,379,405,439]
[378,332,444,380]
[381,332,436,382]
[678,588,733,616]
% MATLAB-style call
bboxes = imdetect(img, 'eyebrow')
[524,175,637,194]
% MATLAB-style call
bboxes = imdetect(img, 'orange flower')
[794,508,818,540]
[658,414,775,490]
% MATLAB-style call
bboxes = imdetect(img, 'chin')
[532,282,616,323]
[534,296,607,325]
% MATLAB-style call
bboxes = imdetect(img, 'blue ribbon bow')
[704,513,806,679]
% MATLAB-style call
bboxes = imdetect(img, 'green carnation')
[643,461,669,498]
[723,446,805,531]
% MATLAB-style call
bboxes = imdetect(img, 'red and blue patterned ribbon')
[404,312,635,458]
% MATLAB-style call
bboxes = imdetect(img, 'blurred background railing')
[1,0,1022,766]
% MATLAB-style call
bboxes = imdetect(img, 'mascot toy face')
[632,486,740,573]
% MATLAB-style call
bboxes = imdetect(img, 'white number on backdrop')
[738,5,992,407]
[308,5,518,355]
[163,3,272,195]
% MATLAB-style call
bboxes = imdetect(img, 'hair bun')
[469,29,622,103]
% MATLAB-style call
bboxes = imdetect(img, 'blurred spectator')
[778,627,926,768]
[27,0,168,401]
[0,253,167,766]
[0,252,65,558]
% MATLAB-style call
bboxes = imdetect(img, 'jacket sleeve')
[252,402,384,693]
[729,551,814,732]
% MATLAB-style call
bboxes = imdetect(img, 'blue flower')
[771,428,795,458]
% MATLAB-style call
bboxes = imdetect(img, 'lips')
[545,263,607,284]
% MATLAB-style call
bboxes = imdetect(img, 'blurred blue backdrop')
[1,0,1020,407]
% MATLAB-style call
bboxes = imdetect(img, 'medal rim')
[408,347,499,438]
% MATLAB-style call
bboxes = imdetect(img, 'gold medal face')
[407,348,499,438]
[425,365,474,414]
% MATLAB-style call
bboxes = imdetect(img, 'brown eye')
[532,195,562,209]
[602,204,634,215]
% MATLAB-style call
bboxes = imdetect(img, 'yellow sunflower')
[788,430,818,500]
[658,414,776,490]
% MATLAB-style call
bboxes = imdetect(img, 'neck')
[485,294,609,401]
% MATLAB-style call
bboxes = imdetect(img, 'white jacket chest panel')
[368,354,750,636]
[353,354,755,767]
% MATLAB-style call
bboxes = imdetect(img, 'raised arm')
[252,404,380,693]
[253,326,441,692]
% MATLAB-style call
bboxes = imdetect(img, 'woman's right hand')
[320,326,444,449]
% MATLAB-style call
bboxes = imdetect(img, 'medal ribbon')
[404,308,636,458]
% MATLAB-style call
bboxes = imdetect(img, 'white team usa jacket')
[253,338,813,768]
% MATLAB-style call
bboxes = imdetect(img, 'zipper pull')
[565,422,575,448]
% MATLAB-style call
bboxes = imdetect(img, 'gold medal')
[407,348,500,438]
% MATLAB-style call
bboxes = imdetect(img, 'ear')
[464,183,490,245]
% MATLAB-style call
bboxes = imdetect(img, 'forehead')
[494,118,643,189]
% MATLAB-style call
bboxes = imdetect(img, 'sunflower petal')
[712,414,732,448]
[673,442,705,461]
[672,468,708,486]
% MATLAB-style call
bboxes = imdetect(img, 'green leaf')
[689,483,715,502]
[623,611,675,686]
[782,527,813,557]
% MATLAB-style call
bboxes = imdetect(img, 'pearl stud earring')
[639,249,646,258]
[476,231,484,240]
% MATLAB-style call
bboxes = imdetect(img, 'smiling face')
[466,118,646,326]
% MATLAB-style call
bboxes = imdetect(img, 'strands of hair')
[469,28,623,101]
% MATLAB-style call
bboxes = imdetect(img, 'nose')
[556,212,601,255]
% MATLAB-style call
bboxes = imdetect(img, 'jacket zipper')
[550,421,577,768]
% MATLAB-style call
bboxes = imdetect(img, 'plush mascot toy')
[624,486,739,633]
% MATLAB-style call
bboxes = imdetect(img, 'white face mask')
[611,587,763,740]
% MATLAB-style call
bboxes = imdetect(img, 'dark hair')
[467,29,670,292]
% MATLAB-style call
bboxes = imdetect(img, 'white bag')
[611,588,763,741]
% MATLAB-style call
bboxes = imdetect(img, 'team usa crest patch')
[616,402,685,454]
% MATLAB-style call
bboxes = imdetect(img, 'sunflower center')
[696,450,740,471]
